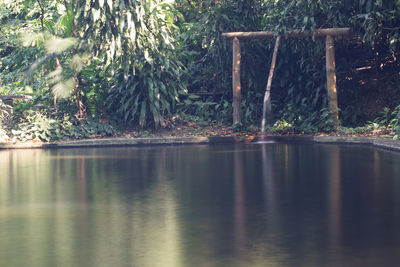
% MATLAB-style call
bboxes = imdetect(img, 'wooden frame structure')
[222,28,350,127]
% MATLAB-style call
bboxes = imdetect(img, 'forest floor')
[0,116,398,145]
[116,117,396,140]
[118,119,251,139]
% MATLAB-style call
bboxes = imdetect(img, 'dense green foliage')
[177,0,400,127]
[0,0,399,141]
[76,0,187,127]
[11,111,118,142]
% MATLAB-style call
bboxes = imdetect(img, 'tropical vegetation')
[0,0,399,142]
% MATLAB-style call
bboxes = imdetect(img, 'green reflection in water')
[1,144,400,267]
[0,148,182,267]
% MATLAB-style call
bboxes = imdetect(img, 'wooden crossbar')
[222,28,350,39]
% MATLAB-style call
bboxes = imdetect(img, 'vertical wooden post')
[232,37,242,124]
[325,35,339,128]
[261,35,281,133]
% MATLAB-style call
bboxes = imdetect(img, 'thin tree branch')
[63,0,69,11]
[36,0,45,30]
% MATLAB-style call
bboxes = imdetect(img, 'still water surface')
[1,143,400,266]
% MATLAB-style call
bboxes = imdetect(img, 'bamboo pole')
[325,35,339,128]
[261,35,281,134]
[222,28,350,39]
[232,37,242,124]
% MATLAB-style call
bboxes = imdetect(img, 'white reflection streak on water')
[284,145,289,191]
[373,150,381,198]
[126,147,182,267]
[234,148,246,256]
[328,146,342,261]
[0,152,11,205]
[262,144,276,220]
[260,144,284,266]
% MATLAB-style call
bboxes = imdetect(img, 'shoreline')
[1,135,400,152]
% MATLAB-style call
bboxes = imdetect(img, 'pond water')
[1,143,400,267]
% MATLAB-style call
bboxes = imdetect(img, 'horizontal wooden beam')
[222,28,350,39]
[188,91,224,97]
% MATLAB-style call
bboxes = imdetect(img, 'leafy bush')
[178,95,232,123]
[0,99,12,141]
[0,99,11,121]
[79,59,112,117]
[0,2,46,96]
[11,111,118,142]
[373,105,400,134]
[77,0,187,127]
[271,101,336,133]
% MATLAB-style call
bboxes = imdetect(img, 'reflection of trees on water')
[327,146,343,263]
[2,145,400,266]
[234,149,246,256]
[0,148,183,267]
[253,144,344,265]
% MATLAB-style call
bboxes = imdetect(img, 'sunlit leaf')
[21,32,45,46]
[45,37,77,54]
[51,78,75,98]
[69,54,85,72]
[47,66,63,85]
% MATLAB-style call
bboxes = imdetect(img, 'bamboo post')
[325,35,339,128]
[261,35,281,133]
[232,37,242,124]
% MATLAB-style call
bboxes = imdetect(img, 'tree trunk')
[74,76,87,120]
